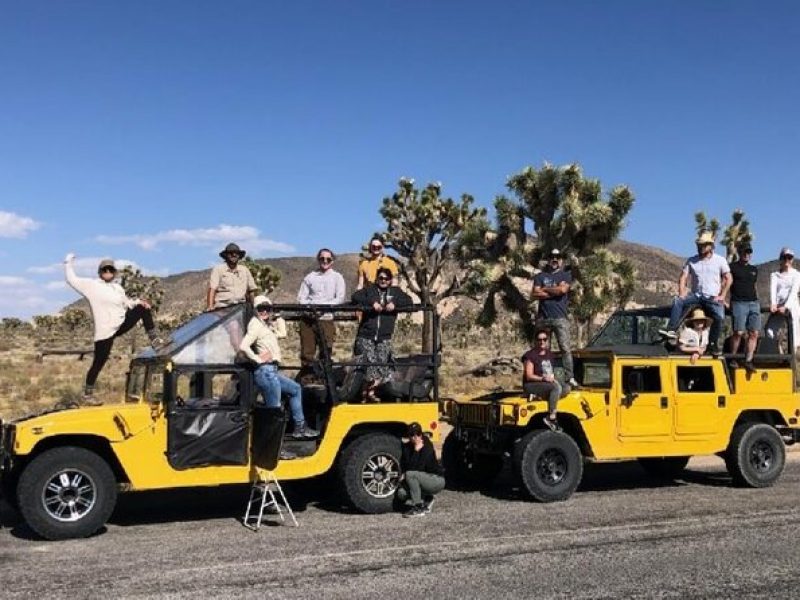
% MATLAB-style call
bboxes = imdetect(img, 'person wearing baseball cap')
[660,231,731,356]
[64,252,167,404]
[728,241,759,372]
[207,242,258,311]
[767,247,800,353]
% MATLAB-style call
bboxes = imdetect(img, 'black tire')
[725,423,786,488]
[517,429,583,502]
[17,447,117,540]
[441,430,503,489]
[338,433,402,513]
[638,456,690,480]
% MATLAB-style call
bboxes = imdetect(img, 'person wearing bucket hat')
[240,295,319,440]
[660,231,731,356]
[64,252,167,404]
[766,247,800,353]
[207,242,258,310]
[728,241,760,372]
[677,307,711,364]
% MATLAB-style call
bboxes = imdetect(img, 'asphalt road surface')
[2,454,800,599]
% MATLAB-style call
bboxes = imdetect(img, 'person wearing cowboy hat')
[64,252,167,404]
[207,242,258,311]
[661,231,731,356]
[678,308,711,364]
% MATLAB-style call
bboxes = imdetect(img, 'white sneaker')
[568,378,580,388]
[658,329,677,340]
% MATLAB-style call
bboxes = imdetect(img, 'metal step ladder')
[243,469,298,530]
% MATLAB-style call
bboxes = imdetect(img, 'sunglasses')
[377,275,391,281]
[256,304,271,312]
[318,257,333,263]
[370,245,383,251]
[536,337,549,342]
[101,267,117,273]
[782,255,794,260]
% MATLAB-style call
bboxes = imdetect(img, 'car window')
[147,369,165,403]
[676,366,715,393]
[574,357,611,388]
[622,365,661,393]
[126,365,147,403]
[175,371,242,407]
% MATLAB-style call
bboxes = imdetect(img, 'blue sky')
[1,1,798,318]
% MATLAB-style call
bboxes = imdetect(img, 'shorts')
[731,300,761,332]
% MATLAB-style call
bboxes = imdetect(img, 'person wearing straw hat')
[678,308,711,364]
[660,231,731,356]
[207,242,258,311]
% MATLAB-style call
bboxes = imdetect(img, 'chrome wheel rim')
[41,469,97,523]
[361,453,400,498]
[749,440,774,473]
[537,449,567,486]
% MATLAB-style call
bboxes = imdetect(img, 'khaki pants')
[299,319,337,366]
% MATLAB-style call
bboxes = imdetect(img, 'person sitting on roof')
[678,308,711,364]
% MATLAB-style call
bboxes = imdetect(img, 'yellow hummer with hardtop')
[1,304,440,539]
[442,306,800,501]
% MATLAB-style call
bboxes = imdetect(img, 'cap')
[737,242,753,254]
[549,249,562,258]
[97,259,116,272]
[780,247,795,258]
[253,295,272,310]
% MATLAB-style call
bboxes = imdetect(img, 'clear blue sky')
[1,1,798,318]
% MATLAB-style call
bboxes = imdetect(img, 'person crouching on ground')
[240,295,319,440]
[522,329,563,431]
[678,308,711,364]
[64,253,166,404]
[396,422,445,518]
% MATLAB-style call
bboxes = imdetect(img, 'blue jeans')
[668,293,725,346]
[254,364,305,426]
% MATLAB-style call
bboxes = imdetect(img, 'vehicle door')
[673,364,723,437]
[165,367,253,469]
[617,362,672,439]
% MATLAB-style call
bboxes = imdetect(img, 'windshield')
[590,312,669,347]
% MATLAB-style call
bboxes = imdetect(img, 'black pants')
[86,305,154,388]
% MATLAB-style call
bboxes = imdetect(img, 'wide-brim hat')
[220,242,246,259]
[695,231,716,246]
[685,308,712,325]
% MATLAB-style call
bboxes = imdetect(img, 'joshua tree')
[241,257,282,296]
[694,209,753,262]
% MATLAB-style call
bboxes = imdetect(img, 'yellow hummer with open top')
[442,306,800,501]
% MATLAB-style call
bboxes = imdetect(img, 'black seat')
[376,355,434,402]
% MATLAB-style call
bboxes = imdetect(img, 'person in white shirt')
[767,247,800,353]
[661,231,731,356]
[678,308,711,364]
[64,253,166,403]
[240,296,318,439]
[297,248,346,368]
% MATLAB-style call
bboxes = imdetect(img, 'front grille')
[457,403,495,426]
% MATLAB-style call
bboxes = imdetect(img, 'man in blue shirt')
[531,249,577,387]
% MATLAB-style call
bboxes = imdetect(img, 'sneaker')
[150,335,172,350]
[658,329,677,340]
[80,393,103,407]
[403,505,427,518]
[709,342,722,357]
[543,416,562,432]
[729,359,740,369]
[567,378,580,389]
[422,497,435,514]
[279,449,297,460]
[291,422,320,439]
[744,360,756,374]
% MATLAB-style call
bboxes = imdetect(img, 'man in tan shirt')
[207,243,258,310]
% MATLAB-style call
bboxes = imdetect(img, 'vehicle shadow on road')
[477,461,733,502]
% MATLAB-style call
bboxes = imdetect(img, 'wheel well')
[528,412,594,458]
[342,422,407,445]
[733,410,787,429]
[29,436,130,484]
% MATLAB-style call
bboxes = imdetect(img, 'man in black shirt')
[728,242,760,372]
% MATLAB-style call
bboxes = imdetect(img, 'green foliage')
[32,315,60,331]
[477,162,636,341]
[694,212,721,240]
[241,258,282,296]
[60,308,90,331]
[693,209,754,262]
[119,266,164,312]
[378,178,490,350]
[1,317,31,332]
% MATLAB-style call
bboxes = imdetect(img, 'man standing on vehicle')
[661,231,731,356]
[207,243,258,310]
[728,242,759,372]
[297,248,347,368]
[531,249,578,388]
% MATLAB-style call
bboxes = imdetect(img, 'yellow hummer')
[442,306,800,501]
[0,304,440,540]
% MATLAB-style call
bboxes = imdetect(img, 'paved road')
[2,455,800,599]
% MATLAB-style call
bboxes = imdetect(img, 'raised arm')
[63,253,93,297]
